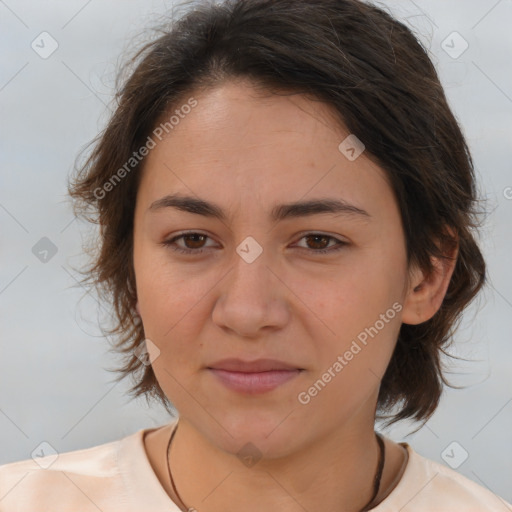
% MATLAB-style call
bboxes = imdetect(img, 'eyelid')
[161,230,348,255]
[294,230,349,245]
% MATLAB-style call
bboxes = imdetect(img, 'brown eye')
[295,233,347,254]
[161,232,215,254]
[181,233,207,249]
[304,234,331,250]
[162,232,347,256]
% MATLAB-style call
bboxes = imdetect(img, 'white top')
[0,418,510,511]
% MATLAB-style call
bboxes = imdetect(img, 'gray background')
[1,0,511,503]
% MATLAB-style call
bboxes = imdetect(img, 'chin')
[203,409,308,460]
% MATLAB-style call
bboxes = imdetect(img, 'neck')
[168,415,385,512]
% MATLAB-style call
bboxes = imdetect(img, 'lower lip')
[208,368,302,394]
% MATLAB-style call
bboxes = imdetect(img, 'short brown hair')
[68,0,487,426]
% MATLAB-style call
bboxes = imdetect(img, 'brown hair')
[67,0,487,426]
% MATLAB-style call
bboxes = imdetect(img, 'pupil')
[186,234,205,248]
[309,235,328,249]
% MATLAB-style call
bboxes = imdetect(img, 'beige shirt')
[1,417,510,511]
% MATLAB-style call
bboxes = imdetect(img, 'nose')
[211,250,291,338]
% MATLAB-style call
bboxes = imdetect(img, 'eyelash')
[161,232,348,255]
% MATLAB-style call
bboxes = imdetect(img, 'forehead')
[136,80,395,222]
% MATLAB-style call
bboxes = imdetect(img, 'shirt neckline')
[117,418,181,511]
[117,418,420,511]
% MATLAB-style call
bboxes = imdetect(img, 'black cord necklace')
[166,423,385,512]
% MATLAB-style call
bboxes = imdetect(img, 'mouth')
[206,358,304,394]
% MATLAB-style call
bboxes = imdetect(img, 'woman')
[1,0,510,510]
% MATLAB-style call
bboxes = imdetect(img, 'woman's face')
[133,79,415,456]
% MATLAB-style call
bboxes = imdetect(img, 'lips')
[206,358,304,394]
[206,358,303,372]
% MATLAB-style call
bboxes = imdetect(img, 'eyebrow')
[148,194,371,222]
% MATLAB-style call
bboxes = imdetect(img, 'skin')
[133,78,458,511]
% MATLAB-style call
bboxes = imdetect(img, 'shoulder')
[0,429,143,511]
[376,444,512,511]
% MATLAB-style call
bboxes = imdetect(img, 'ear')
[135,301,141,316]
[401,227,459,325]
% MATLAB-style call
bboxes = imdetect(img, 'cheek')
[135,248,193,326]
[294,262,401,387]
[142,281,206,409]
[296,316,399,423]
[295,262,391,337]
[140,278,203,355]
[135,261,202,366]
